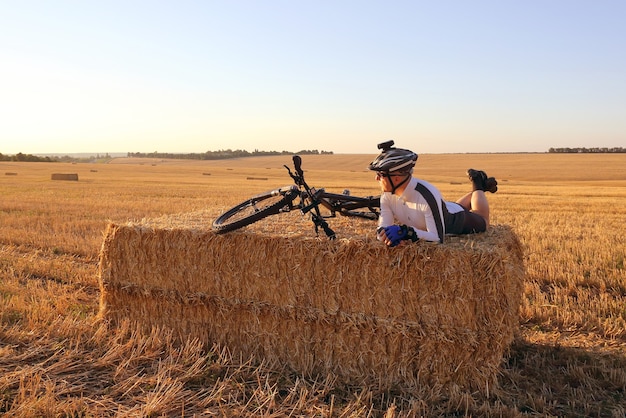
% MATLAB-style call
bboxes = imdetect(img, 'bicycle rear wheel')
[212,186,298,233]
[320,193,380,220]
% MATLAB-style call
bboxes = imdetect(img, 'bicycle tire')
[212,186,298,233]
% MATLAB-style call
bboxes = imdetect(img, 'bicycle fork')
[300,189,336,239]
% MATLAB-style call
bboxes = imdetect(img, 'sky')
[1,1,625,155]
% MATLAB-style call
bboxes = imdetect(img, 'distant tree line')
[0,152,57,162]
[126,149,334,160]
[0,152,114,163]
[548,147,625,153]
[1,149,334,163]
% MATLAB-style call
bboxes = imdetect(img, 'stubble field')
[1,153,625,417]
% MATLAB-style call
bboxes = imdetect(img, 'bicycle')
[212,155,380,239]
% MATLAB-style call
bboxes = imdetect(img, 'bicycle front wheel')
[212,186,298,233]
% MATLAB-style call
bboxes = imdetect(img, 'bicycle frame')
[212,155,380,239]
[284,155,380,238]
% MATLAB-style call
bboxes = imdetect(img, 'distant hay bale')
[246,177,268,180]
[98,211,524,394]
[202,172,211,176]
[51,173,78,181]
[5,172,18,176]
[90,169,98,172]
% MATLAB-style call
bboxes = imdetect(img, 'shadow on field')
[500,337,626,416]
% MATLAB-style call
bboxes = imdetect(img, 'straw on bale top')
[99,209,525,395]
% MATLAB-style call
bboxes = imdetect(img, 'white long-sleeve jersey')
[377,177,463,243]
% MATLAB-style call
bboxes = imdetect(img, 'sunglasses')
[376,172,406,179]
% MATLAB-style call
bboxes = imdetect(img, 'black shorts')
[444,208,487,235]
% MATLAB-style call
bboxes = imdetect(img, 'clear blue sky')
[1,1,624,155]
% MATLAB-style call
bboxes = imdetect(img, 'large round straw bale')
[98,210,525,395]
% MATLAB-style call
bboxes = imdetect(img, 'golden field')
[1,153,625,417]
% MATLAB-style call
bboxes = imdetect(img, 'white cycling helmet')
[368,140,418,173]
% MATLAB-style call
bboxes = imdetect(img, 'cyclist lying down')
[369,141,498,247]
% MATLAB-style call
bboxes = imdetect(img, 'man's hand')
[379,225,419,247]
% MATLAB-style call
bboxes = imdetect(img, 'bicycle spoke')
[228,196,284,224]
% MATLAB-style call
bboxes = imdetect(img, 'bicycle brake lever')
[284,164,298,182]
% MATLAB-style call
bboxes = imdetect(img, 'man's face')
[375,172,407,193]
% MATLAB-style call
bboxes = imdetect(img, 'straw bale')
[98,209,525,394]
[51,173,79,181]
[5,172,18,176]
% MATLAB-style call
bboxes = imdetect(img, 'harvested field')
[1,154,625,416]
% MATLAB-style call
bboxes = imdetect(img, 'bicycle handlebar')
[293,155,303,177]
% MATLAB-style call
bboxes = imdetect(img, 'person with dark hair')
[369,141,497,246]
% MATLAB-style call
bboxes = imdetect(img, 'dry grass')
[1,154,625,417]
